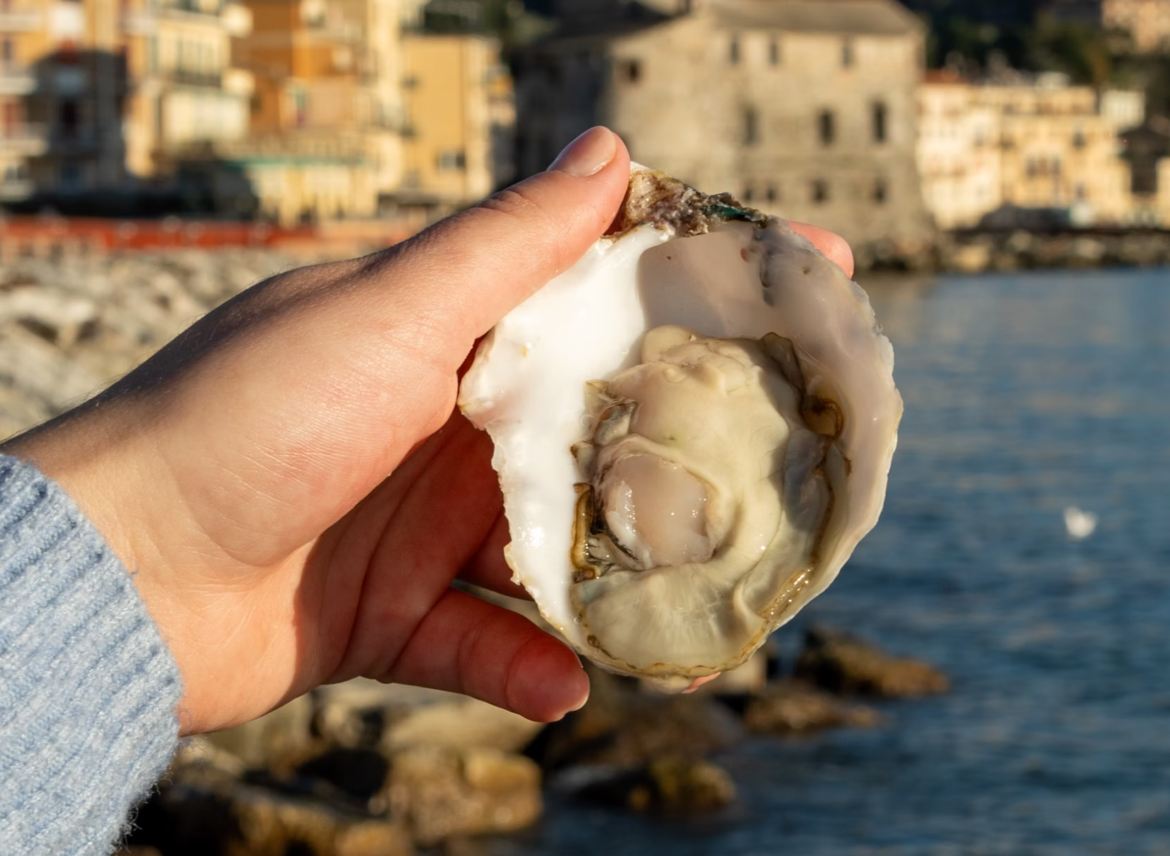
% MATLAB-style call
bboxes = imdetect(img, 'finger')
[360,127,632,367]
[788,221,855,278]
[457,512,531,600]
[387,588,589,722]
[334,414,505,679]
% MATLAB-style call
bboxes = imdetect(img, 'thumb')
[361,127,631,363]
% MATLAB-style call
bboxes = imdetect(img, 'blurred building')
[397,33,513,216]
[0,1,52,201]
[0,0,129,199]
[121,0,254,179]
[0,0,255,206]
[513,0,934,250]
[918,72,1143,228]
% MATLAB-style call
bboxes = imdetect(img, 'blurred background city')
[3,1,1170,855]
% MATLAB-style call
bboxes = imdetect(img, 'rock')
[130,775,411,856]
[742,679,881,733]
[311,679,545,754]
[295,748,391,806]
[567,758,736,813]
[530,667,742,772]
[385,746,543,846]
[793,627,949,698]
[946,241,992,273]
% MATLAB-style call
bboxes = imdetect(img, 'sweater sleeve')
[0,454,182,856]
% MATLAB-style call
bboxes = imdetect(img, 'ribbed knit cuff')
[0,454,182,856]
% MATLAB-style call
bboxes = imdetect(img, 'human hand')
[2,127,854,735]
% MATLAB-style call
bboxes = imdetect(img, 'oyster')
[458,167,902,689]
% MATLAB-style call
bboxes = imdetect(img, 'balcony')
[0,64,35,96]
[0,123,48,156]
[0,3,42,31]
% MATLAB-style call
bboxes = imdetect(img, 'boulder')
[530,667,742,772]
[131,747,411,856]
[567,758,736,813]
[742,680,880,733]
[793,627,949,698]
[385,746,543,846]
[311,679,545,754]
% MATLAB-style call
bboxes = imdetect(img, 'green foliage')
[421,0,552,54]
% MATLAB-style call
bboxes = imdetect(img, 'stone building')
[513,0,934,251]
[917,71,1143,228]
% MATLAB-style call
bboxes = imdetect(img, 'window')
[618,59,641,84]
[743,186,754,202]
[438,150,467,171]
[729,35,740,65]
[842,38,854,68]
[812,179,829,204]
[1073,128,1086,149]
[765,184,778,202]
[743,105,758,145]
[769,38,780,66]
[0,37,12,67]
[872,101,887,144]
[818,109,835,146]
[874,177,888,205]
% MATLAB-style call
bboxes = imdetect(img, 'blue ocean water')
[489,269,1170,855]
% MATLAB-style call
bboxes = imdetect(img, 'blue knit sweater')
[0,455,182,855]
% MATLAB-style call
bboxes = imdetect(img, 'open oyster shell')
[458,166,902,690]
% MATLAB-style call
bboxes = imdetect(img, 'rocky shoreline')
[861,229,1170,273]
[118,627,947,856]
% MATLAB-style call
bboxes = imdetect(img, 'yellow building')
[399,34,512,214]
[917,73,1141,228]
[121,0,254,179]
[226,0,427,223]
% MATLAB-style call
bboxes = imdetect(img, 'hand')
[2,127,854,735]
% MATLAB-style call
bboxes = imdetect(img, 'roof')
[713,0,925,36]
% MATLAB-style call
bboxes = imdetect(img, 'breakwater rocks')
[857,230,1170,274]
[121,630,947,856]
[0,249,312,441]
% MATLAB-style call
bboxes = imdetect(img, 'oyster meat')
[458,167,902,689]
